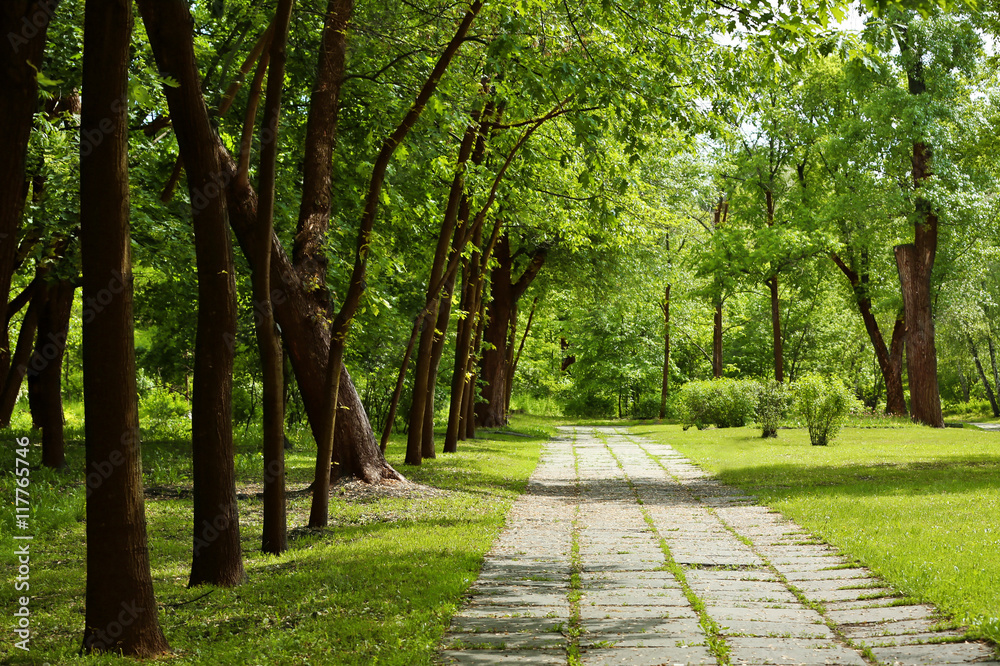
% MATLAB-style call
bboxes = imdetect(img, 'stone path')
[438,426,999,666]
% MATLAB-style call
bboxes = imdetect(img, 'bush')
[793,373,856,446]
[678,378,757,430]
[756,378,788,438]
[139,386,191,432]
[564,391,615,418]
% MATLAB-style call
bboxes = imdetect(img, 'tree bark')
[0,1,56,387]
[895,32,943,427]
[476,234,547,427]
[31,278,73,468]
[830,253,908,416]
[0,283,40,426]
[137,0,244,587]
[768,275,783,383]
[895,241,943,427]
[968,335,1000,417]
[255,0,294,556]
[712,299,723,378]
[80,0,169,654]
[660,284,671,420]
[507,295,538,412]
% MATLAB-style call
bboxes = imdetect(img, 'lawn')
[631,421,1000,644]
[1,417,545,665]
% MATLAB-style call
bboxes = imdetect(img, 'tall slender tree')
[79,0,169,654]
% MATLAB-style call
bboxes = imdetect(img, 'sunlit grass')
[1,415,542,664]
[631,422,1000,644]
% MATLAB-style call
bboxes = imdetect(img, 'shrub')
[756,378,788,438]
[139,386,191,432]
[793,373,856,446]
[564,391,615,418]
[678,378,757,430]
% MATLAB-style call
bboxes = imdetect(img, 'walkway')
[438,426,998,665]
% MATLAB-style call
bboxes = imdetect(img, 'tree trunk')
[768,275,783,382]
[0,1,55,386]
[0,284,40,426]
[80,0,169,654]
[968,335,1000,417]
[293,0,353,311]
[464,296,487,439]
[255,0,294,556]
[830,253,908,417]
[712,299,723,378]
[895,241,943,427]
[476,233,546,428]
[138,0,399,485]
[31,279,73,468]
[476,253,512,427]
[989,335,999,401]
[659,284,670,420]
[507,295,538,412]
[895,33,943,427]
[137,0,244,587]
[445,248,480,452]
[309,0,483,527]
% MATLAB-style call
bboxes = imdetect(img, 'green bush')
[793,373,856,446]
[139,386,191,433]
[564,391,615,418]
[756,378,788,438]
[678,378,757,430]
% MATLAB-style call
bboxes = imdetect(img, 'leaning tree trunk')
[831,253,908,417]
[968,335,1000,417]
[768,275,783,383]
[0,286,39,426]
[0,1,55,384]
[138,0,244,587]
[80,0,169,654]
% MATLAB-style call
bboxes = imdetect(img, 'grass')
[1,413,543,665]
[631,421,1000,645]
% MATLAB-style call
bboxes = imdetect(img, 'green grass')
[630,422,1000,645]
[1,415,543,665]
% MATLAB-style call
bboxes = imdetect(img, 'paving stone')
[442,633,566,649]
[448,616,569,634]
[793,578,882,592]
[782,569,871,582]
[727,637,867,665]
[706,606,826,624]
[459,605,569,619]
[851,631,968,647]
[826,605,937,625]
[579,634,707,648]
[580,646,716,665]
[580,605,699,620]
[580,617,704,636]
[839,618,947,639]
[581,588,690,606]
[798,587,897,603]
[715,620,834,639]
[437,649,567,664]
[467,589,569,606]
[871,642,998,664]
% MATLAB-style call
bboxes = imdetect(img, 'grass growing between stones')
[632,423,1000,645]
[1,417,542,665]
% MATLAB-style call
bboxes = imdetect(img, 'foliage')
[793,373,857,445]
[756,378,789,438]
[677,378,758,430]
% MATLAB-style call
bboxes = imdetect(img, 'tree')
[79,0,169,654]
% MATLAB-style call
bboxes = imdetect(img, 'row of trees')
[3,0,999,657]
